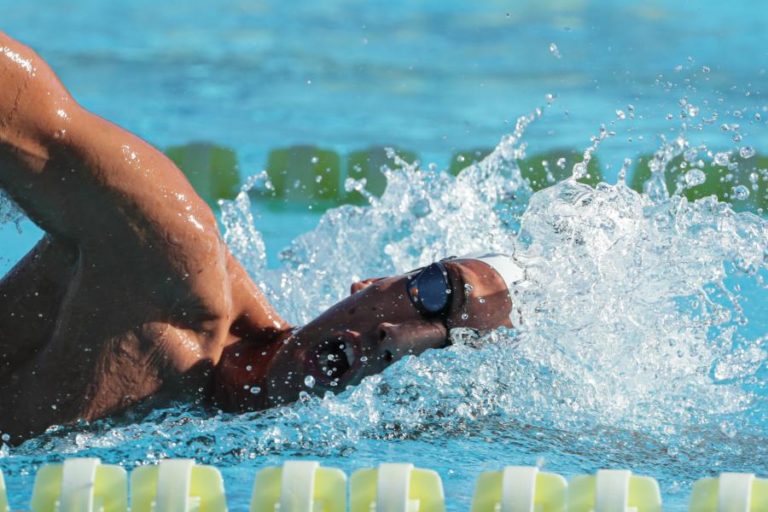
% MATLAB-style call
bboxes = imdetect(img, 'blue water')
[1,1,767,510]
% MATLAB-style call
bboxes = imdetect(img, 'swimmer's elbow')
[0,32,78,161]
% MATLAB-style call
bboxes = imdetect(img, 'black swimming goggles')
[406,261,454,319]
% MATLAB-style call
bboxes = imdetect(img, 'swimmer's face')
[214,259,512,410]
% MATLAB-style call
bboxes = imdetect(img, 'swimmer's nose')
[376,321,448,364]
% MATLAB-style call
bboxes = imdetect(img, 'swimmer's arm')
[0,31,286,333]
[0,30,208,248]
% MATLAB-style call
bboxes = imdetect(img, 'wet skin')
[0,32,513,442]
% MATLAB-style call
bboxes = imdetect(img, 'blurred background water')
[0,1,767,510]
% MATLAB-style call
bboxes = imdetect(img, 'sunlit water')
[1,1,768,510]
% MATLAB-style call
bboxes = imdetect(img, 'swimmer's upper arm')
[0,31,212,246]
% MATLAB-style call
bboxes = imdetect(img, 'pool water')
[1,1,767,510]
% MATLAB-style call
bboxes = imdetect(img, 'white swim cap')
[468,253,524,292]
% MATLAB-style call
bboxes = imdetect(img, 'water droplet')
[701,65,711,73]
[1,433,9,442]
[310,156,319,164]
[739,146,756,159]
[686,105,699,117]
[299,391,311,401]
[478,297,486,304]
[572,162,587,179]
[304,375,316,388]
[460,313,469,321]
[464,283,474,293]
[684,169,706,187]
[545,93,555,104]
[456,154,466,163]
[732,185,750,201]
[360,356,368,363]
[713,152,730,166]
[246,365,253,372]
[249,386,261,395]
[548,42,561,59]
[556,157,567,169]
[615,110,626,120]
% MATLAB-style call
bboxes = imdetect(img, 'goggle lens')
[408,262,451,316]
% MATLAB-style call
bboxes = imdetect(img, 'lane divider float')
[350,463,444,512]
[30,458,126,512]
[251,460,346,512]
[4,458,767,511]
[689,472,768,512]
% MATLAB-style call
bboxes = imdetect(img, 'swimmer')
[0,32,521,442]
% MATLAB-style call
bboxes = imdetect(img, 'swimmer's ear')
[350,277,385,295]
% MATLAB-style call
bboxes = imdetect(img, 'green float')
[165,142,240,207]
[265,146,341,202]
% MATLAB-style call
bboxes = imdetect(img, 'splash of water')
[210,115,766,465]
[515,180,766,434]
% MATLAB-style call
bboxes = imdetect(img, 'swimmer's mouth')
[305,332,361,389]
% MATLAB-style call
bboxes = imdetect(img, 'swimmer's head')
[213,257,515,410]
